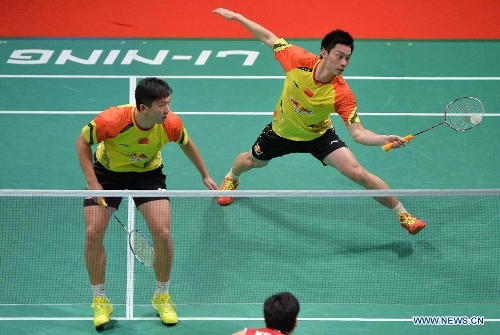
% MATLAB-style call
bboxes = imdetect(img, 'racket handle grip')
[99,198,108,207]
[382,135,414,152]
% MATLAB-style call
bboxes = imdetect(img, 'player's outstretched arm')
[178,139,218,190]
[212,7,278,48]
[347,123,406,148]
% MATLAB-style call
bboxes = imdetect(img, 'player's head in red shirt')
[264,292,300,334]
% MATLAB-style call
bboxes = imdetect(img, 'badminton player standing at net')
[213,8,426,235]
[76,77,218,329]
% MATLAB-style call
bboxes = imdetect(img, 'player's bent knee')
[151,228,172,241]
[346,169,371,184]
[252,160,268,169]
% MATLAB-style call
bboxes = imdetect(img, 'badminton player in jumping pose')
[212,8,426,235]
[76,77,218,329]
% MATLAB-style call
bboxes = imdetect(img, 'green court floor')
[0,38,499,334]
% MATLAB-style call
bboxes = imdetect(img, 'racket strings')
[130,230,155,266]
[445,97,484,131]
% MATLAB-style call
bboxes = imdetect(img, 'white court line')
[1,316,499,322]
[1,111,499,116]
[0,75,500,80]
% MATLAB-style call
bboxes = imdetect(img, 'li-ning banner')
[0,39,280,76]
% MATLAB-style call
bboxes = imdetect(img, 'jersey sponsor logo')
[129,152,148,162]
[288,95,313,116]
[138,138,149,144]
[253,142,263,156]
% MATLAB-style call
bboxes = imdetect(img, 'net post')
[126,196,136,320]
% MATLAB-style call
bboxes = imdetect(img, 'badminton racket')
[100,198,155,266]
[382,96,485,152]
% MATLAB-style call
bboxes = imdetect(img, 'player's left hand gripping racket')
[382,96,485,152]
[100,198,155,266]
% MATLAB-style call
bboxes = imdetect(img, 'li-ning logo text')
[6,49,260,66]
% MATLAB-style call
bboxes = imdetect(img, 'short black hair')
[135,77,173,108]
[264,292,300,333]
[321,29,354,55]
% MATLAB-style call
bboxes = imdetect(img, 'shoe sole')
[93,308,113,330]
[406,224,426,235]
[94,318,110,330]
[155,312,178,326]
[217,197,233,206]
[410,227,425,235]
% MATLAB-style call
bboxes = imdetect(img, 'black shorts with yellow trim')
[83,160,168,209]
[251,123,347,165]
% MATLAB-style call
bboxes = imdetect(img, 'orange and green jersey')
[272,38,360,141]
[81,104,188,172]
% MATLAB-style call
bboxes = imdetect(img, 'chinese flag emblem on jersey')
[304,88,314,98]
[138,138,149,144]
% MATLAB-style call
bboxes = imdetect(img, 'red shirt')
[241,328,285,335]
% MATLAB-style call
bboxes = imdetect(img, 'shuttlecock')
[470,114,482,125]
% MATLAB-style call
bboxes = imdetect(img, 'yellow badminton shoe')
[399,213,426,235]
[152,293,178,326]
[92,296,113,329]
[217,176,240,206]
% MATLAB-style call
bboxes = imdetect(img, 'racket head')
[129,230,155,266]
[444,97,485,131]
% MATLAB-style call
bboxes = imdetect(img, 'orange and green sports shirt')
[271,38,360,141]
[81,104,188,172]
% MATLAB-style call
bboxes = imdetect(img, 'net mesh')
[445,97,485,131]
[1,189,499,308]
[129,230,154,267]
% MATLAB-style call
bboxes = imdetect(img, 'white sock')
[392,202,407,216]
[155,281,170,295]
[92,283,105,298]
[226,168,240,181]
